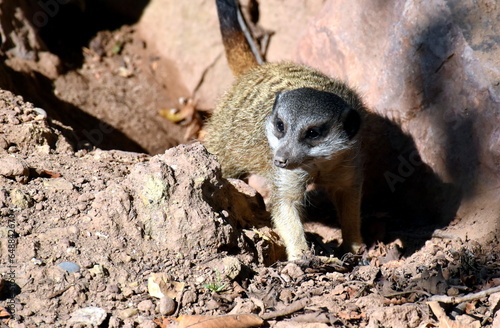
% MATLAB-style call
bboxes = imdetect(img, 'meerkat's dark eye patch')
[304,126,322,140]
[275,118,285,134]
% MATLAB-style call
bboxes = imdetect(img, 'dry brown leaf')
[153,317,171,328]
[261,298,309,320]
[337,310,365,321]
[464,301,476,314]
[175,314,264,328]
[291,312,330,323]
[428,301,473,328]
[488,278,500,288]
[42,169,62,178]
[159,98,196,124]
[384,297,410,305]
[346,286,358,299]
[0,306,11,324]
[331,283,345,295]
[383,259,405,268]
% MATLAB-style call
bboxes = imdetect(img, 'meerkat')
[204,0,366,261]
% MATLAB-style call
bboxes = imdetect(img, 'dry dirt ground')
[0,12,499,328]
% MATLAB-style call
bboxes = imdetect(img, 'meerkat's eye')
[275,119,285,133]
[305,127,321,140]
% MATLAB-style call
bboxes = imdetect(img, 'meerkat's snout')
[273,153,290,168]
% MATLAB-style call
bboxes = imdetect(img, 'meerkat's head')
[265,87,361,170]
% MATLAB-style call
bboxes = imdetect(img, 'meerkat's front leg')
[331,185,363,253]
[271,169,310,261]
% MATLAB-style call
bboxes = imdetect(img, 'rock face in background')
[136,0,326,109]
[296,0,499,240]
[137,0,233,110]
[257,0,326,62]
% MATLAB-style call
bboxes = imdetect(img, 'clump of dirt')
[0,89,499,328]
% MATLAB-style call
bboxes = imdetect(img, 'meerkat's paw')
[288,249,316,267]
[341,241,365,255]
[289,250,343,268]
[316,255,343,266]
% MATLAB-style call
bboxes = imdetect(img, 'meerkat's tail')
[216,0,261,77]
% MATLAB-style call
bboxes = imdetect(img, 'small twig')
[173,288,185,317]
[290,312,330,324]
[236,3,263,65]
[383,289,431,298]
[48,284,74,299]
[428,285,500,304]
[261,298,309,320]
[427,301,449,323]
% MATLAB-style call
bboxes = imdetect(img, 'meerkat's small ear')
[341,108,361,139]
[271,91,283,112]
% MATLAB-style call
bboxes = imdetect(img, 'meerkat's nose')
[274,156,288,168]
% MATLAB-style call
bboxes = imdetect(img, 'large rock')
[124,142,269,255]
[297,0,499,241]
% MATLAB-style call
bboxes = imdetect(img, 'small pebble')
[80,259,93,268]
[58,261,81,273]
[43,178,74,191]
[89,264,104,275]
[36,145,50,154]
[32,107,47,119]
[77,203,87,211]
[66,208,79,217]
[204,299,219,310]
[8,116,20,125]
[119,308,138,319]
[122,287,134,298]
[0,156,29,183]
[106,284,120,294]
[159,296,176,316]
[66,247,80,255]
[181,290,197,306]
[138,320,157,328]
[0,208,11,216]
[108,316,122,328]
[68,225,80,235]
[31,258,43,266]
[137,299,153,312]
[10,189,33,209]
[68,306,107,326]
[447,287,460,296]
[281,262,304,280]
[32,193,45,202]
[8,146,18,153]
[222,256,242,280]
[0,137,9,149]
